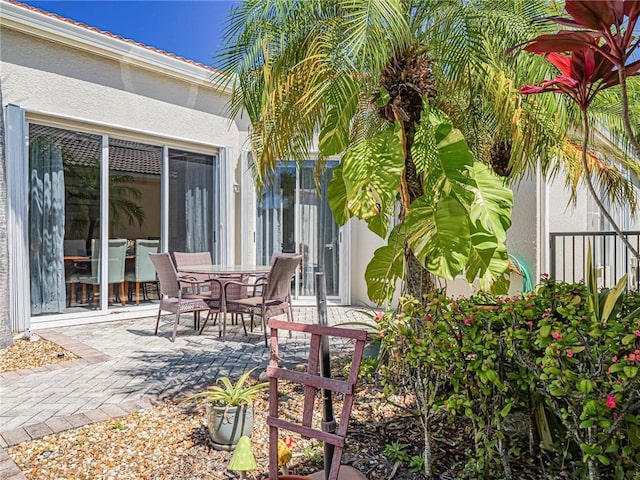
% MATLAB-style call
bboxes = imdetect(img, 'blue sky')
[20,1,238,67]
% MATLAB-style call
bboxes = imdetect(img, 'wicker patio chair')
[149,252,221,342]
[223,254,301,346]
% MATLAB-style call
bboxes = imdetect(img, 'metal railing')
[549,231,640,290]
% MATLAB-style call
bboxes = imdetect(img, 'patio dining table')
[177,264,271,339]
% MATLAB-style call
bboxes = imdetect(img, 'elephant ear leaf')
[365,227,405,305]
[404,195,470,279]
[469,162,513,244]
[465,224,510,294]
[414,106,474,198]
[319,104,350,157]
[319,77,359,157]
[328,164,350,226]
[338,123,404,238]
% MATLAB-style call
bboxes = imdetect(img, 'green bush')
[379,277,640,479]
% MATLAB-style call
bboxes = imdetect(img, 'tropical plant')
[382,441,411,463]
[64,161,145,249]
[0,85,11,348]
[381,282,640,479]
[216,0,585,304]
[185,368,267,407]
[510,0,640,259]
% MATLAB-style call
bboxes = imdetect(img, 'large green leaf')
[364,227,405,304]
[404,195,471,279]
[319,104,351,157]
[327,164,350,226]
[465,224,510,293]
[413,106,475,200]
[469,162,513,244]
[339,123,404,237]
[318,75,360,156]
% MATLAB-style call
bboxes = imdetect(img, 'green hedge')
[379,277,640,479]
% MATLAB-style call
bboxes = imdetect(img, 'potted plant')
[186,368,267,450]
[337,309,386,359]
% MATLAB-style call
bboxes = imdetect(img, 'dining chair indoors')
[125,239,159,305]
[149,252,221,342]
[223,253,302,346]
[78,238,128,307]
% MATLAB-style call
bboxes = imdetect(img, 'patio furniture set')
[150,251,302,344]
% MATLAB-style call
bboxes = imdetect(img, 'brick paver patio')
[0,306,369,478]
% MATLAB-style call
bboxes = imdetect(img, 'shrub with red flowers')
[509,275,640,480]
[379,274,640,479]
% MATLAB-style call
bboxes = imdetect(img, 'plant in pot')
[186,368,267,450]
[337,309,386,360]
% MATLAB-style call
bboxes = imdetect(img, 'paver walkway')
[0,306,368,452]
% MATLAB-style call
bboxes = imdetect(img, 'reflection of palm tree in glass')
[64,163,144,249]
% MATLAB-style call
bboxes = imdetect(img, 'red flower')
[566,349,574,357]
[374,312,384,322]
[463,317,472,325]
[552,331,562,340]
[282,436,296,449]
[606,395,617,409]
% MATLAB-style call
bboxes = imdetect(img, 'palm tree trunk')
[617,68,640,159]
[580,108,640,260]
[404,122,438,299]
[0,87,14,347]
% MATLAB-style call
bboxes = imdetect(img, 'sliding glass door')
[28,123,221,318]
[256,161,341,299]
[29,125,102,315]
[168,149,220,262]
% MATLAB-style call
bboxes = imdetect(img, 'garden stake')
[316,272,334,480]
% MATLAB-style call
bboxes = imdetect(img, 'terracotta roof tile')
[7,0,221,74]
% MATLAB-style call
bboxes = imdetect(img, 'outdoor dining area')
[64,238,302,344]
[151,251,301,344]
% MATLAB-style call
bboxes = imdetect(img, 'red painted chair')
[267,319,369,480]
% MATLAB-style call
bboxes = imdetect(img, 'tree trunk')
[580,109,640,259]
[0,86,14,347]
[380,48,439,300]
[403,119,438,299]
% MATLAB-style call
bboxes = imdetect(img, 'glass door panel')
[28,124,102,315]
[109,138,162,308]
[168,149,219,261]
[256,165,296,264]
[300,162,339,296]
[256,162,340,299]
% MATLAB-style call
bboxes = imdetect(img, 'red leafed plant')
[510,0,640,259]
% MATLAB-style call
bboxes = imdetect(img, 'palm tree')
[64,161,145,249]
[216,0,635,302]
[0,86,13,348]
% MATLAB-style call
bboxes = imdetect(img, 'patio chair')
[267,319,368,480]
[149,252,221,342]
[224,253,301,346]
[173,251,215,294]
[125,239,159,304]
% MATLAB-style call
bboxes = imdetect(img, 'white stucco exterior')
[6,0,633,331]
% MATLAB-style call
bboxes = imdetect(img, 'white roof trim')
[0,0,231,92]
